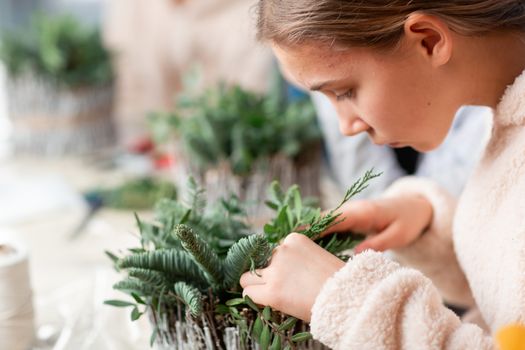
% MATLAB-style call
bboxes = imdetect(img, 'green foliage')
[0,14,112,87]
[173,282,203,317]
[88,177,177,210]
[149,73,321,176]
[173,224,224,287]
[117,249,210,288]
[107,172,379,348]
[223,234,272,290]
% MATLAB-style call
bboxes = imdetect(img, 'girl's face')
[272,41,460,152]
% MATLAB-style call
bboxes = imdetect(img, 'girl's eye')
[335,89,354,101]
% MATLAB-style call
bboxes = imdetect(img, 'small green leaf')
[103,300,135,308]
[264,223,277,234]
[157,291,164,316]
[286,206,295,231]
[150,326,158,347]
[252,316,263,341]
[104,250,119,264]
[260,325,271,350]
[226,298,246,306]
[291,332,313,342]
[179,208,192,224]
[277,317,297,332]
[270,181,285,204]
[265,200,279,210]
[262,306,272,321]
[133,212,143,232]
[131,292,145,305]
[270,334,282,350]
[275,206,289,231]
[229,307,241,318]
[293,189,302,214]
[244,295,259,312]
[215,304,230,314]
[131,306,142,321]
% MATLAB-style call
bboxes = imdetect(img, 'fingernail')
[354,244,365,254]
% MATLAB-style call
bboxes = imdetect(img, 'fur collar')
[495,69,525,126]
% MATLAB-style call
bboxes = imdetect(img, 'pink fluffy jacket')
[310,71,525,349]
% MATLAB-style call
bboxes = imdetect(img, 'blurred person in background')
[103,0,274,145]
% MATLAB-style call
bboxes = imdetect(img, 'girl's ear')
[403,13,453,67]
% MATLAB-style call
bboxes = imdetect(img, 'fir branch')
[223,235,272,290]
[173,224,224,287]
[173,282,203,317]
[117,249,209,289]
[114,278,162,297]
[127,268,171,289]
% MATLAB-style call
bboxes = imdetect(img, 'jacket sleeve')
[310,251,495,350]
[383,177,474,307]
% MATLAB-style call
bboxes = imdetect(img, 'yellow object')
[497,324,525,350]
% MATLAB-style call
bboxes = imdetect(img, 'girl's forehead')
[272,42,365,85]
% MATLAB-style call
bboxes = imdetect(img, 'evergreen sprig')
[173,224,224,287]
[223,234,273,290]
[173,282,203,317]
[127,268,171,289]
[113,278,161,297]
[304,169,381,240]
[117,249,209,288]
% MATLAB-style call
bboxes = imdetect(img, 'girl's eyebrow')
[309,79,344,91]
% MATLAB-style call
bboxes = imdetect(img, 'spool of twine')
[0,238,35,350]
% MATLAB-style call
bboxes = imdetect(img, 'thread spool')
[0,235,35,350]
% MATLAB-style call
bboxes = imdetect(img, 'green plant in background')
[105,171,379,349]
[86,177,178,211]
[149,72,321,176]
[0,13,112,87]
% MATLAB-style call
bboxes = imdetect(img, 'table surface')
[1,156,153,350]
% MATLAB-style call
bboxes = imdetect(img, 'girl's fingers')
[354,221,403,253]
[321,201,379,237]
[242,285,269,306]
[240,269,266,288]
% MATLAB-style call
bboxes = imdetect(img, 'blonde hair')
[257,0,525,49]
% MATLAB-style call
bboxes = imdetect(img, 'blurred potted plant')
[105,171,377,350]
[150,73,322,219]
[0,14,115,156]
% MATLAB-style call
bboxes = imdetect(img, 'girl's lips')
[388,142,407,148]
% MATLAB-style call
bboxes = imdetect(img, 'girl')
[240,1,525,349]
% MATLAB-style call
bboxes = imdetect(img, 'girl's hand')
[240,233,344,322]
[323,194,433,253]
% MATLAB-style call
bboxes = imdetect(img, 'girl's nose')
[339,117,370,136]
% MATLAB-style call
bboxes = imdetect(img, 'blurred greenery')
[149,72,321,176]
[0,13,113,87]
[88,177,177,211]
